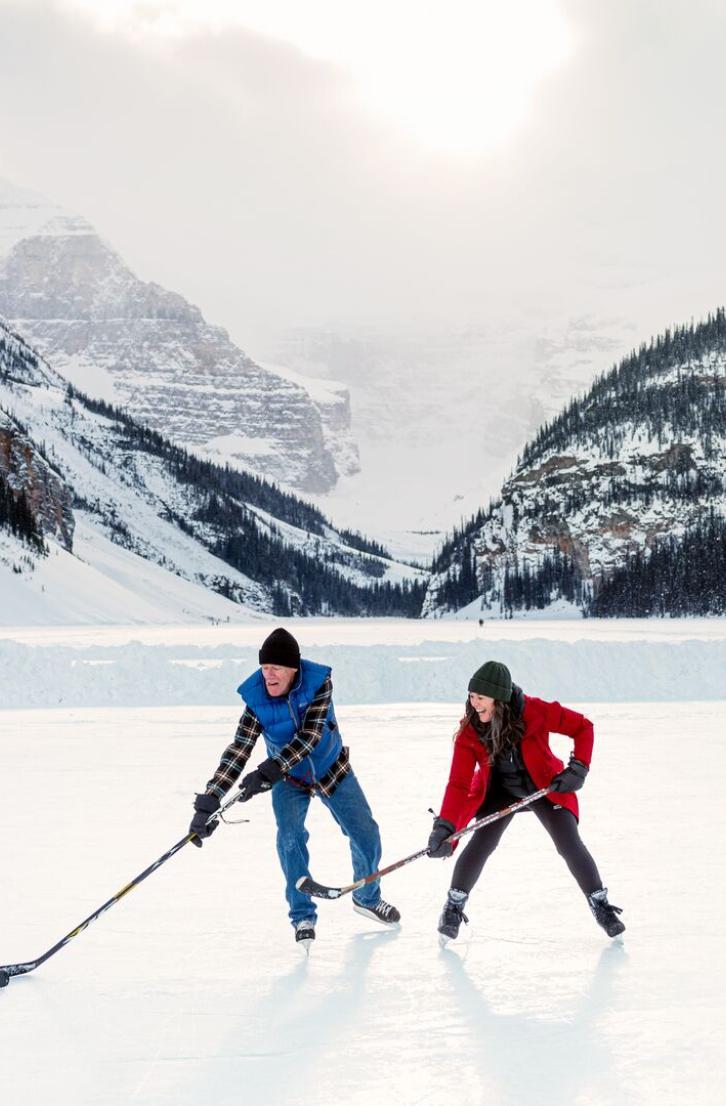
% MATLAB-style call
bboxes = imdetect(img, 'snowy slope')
[1,320,427,623]
[0,332,269,611]
[0,517,257,626]
[1,695,723,1106]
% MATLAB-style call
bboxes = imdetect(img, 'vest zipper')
[287,698,299,729]
[287,696,317,782]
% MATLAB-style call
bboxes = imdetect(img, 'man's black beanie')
[259,627,301,669]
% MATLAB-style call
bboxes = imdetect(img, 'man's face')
[261,664,297,697]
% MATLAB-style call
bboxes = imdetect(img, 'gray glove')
[427,817,455,858]
[549,758,589,793]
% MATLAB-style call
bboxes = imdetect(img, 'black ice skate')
[294,918,316,953]
[352,899,401,926]
[587,888,625,938]
[438,888,469,946]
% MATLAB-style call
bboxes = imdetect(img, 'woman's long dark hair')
[456,697,525,761]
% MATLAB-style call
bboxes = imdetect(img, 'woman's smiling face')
[469,691,496,722]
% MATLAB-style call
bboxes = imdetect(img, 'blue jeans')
[270,771,382,925]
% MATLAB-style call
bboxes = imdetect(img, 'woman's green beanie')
[468,661,513,702]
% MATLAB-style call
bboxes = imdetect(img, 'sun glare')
[62,0,574,155]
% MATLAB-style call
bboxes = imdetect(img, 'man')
[189,627,400,947]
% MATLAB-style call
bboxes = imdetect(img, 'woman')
[428,661,624,942]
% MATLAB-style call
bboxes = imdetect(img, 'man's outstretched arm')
[206,708,263,798]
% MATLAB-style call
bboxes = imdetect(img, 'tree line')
[67,386,422,615]
[522,310,726,467]
[469,519,726,618]
[588,511,726,617]
[220,527,427,616]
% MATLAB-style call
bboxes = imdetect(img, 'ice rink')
[2,699,724,1105]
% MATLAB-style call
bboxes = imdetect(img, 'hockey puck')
[0,971,10,988]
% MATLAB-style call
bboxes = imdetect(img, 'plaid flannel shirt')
[206,674,350,799]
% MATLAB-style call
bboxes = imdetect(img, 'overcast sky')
[1,0,726,353]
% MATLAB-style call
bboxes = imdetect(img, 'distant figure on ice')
[189,627,400,948]
[427,660,625,943]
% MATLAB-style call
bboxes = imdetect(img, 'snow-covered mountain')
[0,318,425,623]
[0,180,358,494]
[0,182,638,557]
[263,317,638,556]
[424,311,726,618]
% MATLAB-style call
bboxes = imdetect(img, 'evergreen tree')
[588,511,726,617]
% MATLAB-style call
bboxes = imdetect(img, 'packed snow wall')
[1,635,723,708]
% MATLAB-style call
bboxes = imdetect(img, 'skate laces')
[375,900,396,919]
[444,901,469,927]
[589,889,622,916]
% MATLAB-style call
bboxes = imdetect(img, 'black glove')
[189,792,221,847]
[427,817,455,858]
[549,757,589,793]
[238,758,284,802]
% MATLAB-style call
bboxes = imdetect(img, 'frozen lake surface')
[1,615,725,646]
[1,700,724,1105]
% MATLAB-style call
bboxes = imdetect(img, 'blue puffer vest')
[237,659,342,785]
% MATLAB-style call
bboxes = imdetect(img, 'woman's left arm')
[545,701,594,766]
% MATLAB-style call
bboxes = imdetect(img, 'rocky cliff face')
[424,312,726,617]
[0,181,357,493]
[0,327,74,550]
[0,418,75,552]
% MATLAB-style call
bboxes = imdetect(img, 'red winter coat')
[439,696,594,831]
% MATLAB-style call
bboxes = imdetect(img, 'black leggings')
[451,789,602,897]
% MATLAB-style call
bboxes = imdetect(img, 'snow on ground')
[0,618,724,709]
[0,521,260,627]
[1,700,724,1105]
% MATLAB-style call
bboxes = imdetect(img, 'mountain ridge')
[424,309,726,618]
[0,179,358,494]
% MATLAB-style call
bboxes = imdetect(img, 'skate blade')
[297,938,314,956]
[438,933,451,948]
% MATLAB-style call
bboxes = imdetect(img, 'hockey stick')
[296,787,550,900]
[0,791,245,988]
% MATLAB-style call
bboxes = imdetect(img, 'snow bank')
[2,635,724,708]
